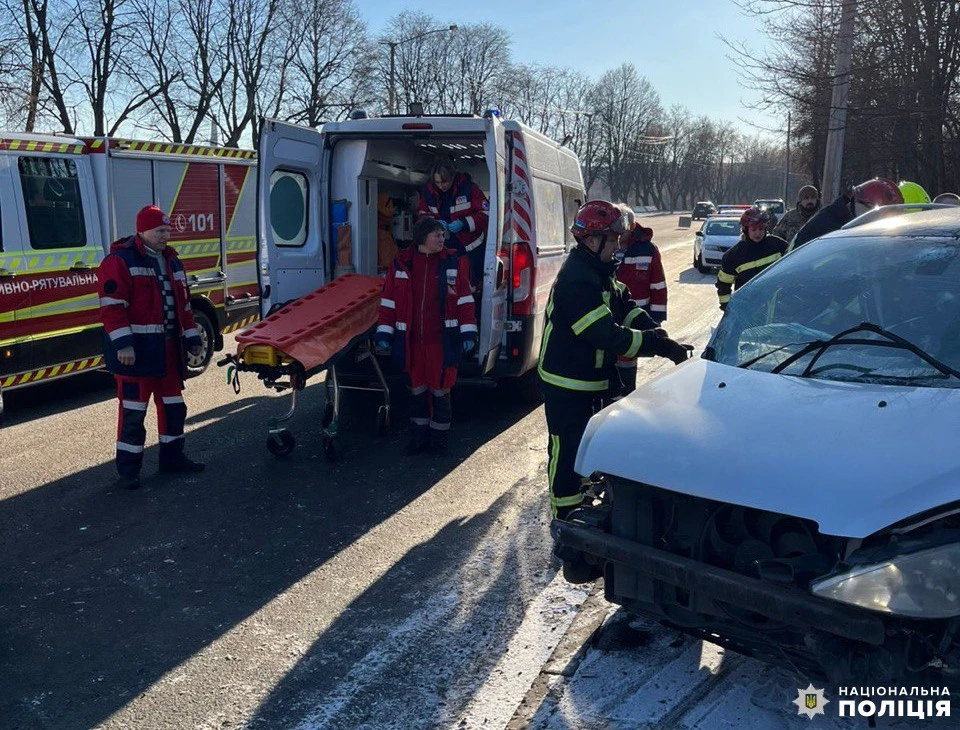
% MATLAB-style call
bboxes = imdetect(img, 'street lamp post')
[382,24,458,115]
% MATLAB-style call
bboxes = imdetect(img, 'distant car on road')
[716,204,750,215]
[754,198,786,224]
[693,215,740,273]
[691,201,716,220]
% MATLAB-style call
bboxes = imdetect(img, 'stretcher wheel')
[376,406,389,437]
[267,429,296,457]
[322,436,338,462]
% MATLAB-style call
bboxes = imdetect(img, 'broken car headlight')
[811,542,960,619]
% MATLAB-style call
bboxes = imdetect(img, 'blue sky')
[361,0,776,134]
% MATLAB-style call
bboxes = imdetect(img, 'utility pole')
[782,111,791,201]
[387,42,397,116]
[821,0,857,202]
[381,25,457,115]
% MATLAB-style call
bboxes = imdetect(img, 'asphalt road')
[1,214,721,730]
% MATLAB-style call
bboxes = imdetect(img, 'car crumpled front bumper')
[551,518,885,645]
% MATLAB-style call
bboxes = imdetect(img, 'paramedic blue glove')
[437,219,449,232]
[462,337,477,355]
[448,220,465,234]
[374,333,391,354]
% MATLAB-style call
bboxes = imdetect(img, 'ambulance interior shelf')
[220,273,390,460]
[328,134,489,281]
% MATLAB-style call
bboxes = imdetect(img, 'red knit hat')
[136,205,171,233]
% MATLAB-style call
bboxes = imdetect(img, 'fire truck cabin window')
[18,157,87,250]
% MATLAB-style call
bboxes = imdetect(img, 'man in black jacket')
[538,200,690,521]
[791,177,903,250]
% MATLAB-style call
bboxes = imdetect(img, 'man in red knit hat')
[98,205,205,490]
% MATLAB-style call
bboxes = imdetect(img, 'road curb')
[504,583,611,729]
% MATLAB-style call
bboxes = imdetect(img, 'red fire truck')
[0,133,260,419]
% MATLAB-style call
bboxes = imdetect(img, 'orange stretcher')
[218,274,391,460]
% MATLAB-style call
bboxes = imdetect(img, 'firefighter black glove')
[719,302,727,311]
[652,335,693,365]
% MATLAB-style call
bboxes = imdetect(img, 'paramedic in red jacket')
[615,221,668,393]
[375,217,477,455]
[417,159,489,288]
[98,205,205,490]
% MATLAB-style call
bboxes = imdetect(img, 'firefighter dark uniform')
[715,234,788,307]
[716,208,788,310]
[615,224,668,393]
[539,245,685,519]
[792,177,903,250]
[376,238,476,453]
[98,206,204,489]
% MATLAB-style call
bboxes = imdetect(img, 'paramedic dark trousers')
[543,383,599,519]
[114,341,186,477]
[410,386,453,444]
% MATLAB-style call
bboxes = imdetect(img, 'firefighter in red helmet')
[538,200,691,526]
[792,177,903,249]
[716,206,788,310]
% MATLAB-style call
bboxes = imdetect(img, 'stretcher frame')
[220,331,391,460]
[218,274,391,460]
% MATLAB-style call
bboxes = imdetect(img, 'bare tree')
[127,0,233,143]
[588,63,663,202]
[277,0,374,127]
[214,0,283,147]
[1,0,75,131]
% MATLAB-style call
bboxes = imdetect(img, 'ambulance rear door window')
[18,156,87,250]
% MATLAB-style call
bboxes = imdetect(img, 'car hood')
[576,359,960,538]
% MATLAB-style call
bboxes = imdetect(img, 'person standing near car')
[716,207,788,310]
[791,177,903,250]
[418,159,489,289]
[539,200,691,521]
[98,205,206,490]
[376,217,477,456]
[615,221,668,393]
[773,185,820,245]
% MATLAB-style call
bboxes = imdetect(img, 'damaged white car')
[552,208,960,686]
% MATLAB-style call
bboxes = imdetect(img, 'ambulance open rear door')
[478,114,508,374]
[257,119,327,315]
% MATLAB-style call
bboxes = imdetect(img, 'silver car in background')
[693,214,741,273]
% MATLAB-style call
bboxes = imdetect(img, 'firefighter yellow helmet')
[898,181,931,204]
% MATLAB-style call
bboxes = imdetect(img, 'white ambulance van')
[257,110,585,393]
[0,134,260,419]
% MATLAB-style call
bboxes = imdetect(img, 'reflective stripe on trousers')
[114,340,186,477]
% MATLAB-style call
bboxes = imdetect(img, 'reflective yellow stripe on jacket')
[571,305,610,335]
[735,252,782,275]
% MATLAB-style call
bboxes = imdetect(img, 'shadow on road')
[677,267,718,285]
[245,485,553,729]
[0,377,539,729]
[1,370,116,426]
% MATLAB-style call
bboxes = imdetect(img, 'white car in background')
[693,214,741,273]
[554,207,960,688]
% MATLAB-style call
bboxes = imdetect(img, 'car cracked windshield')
[708,232,960,386]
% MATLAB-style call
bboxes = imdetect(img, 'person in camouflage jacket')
[773,185,820,245]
